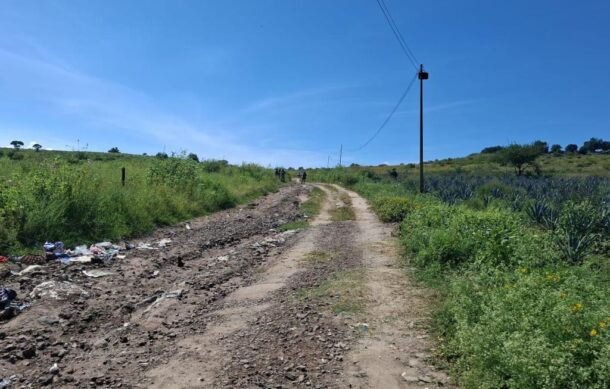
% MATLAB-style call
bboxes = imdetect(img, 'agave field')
[313,167,610,388]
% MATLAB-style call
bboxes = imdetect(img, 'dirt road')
[1,184,450,388]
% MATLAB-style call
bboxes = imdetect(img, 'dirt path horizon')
[1,183,451,388]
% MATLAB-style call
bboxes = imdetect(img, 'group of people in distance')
[274,168,307,183]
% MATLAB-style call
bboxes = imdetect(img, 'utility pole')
[418,64,429,193]
[327,155,330,169]
[339,144,343,167]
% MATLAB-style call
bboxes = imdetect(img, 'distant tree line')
[482,137,610,156]
[487,137,610,176]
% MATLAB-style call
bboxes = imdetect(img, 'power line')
[348,72,418,152]
[375,0,419,70]
[378,0,419,65]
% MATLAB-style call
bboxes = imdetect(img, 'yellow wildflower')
[599,321,607,329]
[571,303,583,313]
[590,329,598,337]
[546,274,560,282]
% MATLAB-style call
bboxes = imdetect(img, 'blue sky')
[1,0,609,167]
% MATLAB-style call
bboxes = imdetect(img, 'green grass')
[276,186,326,231]
[301,250,336,263]
[330,206,355,221]
[301,187,326,218]
[296,268,367,315]
[277,220,308,231]
[308,152,610,183]
[0,149,282,254]
[330,192,356,221]
[314,164,610,389]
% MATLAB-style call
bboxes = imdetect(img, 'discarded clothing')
[43,241,65,255]
[0,288,17,310]
[0,288,23,321]
[82,269,114,278]
[11,265,44,276]
[0,256,8,263]
[30,281,90,301]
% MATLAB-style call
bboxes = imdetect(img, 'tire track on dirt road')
[146,185,340,388]
[145,184,452,388]
[333,184,452,389]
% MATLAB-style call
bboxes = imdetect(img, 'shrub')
[402,204,556,270]
[7,150,24,160]
[373,196,416,222]
[438,266,610,388]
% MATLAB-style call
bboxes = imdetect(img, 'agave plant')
[526,201,550,224]
[554,201,600,264]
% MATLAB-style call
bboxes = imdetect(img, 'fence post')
[121,167,126,187]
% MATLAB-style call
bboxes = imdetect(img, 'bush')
[0,156,279,253]
[373,196,416,222]
[439,266,610,388]
[402,204,556,270]
[7,150,24,160]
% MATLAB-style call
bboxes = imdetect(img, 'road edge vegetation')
[311,168,610,388]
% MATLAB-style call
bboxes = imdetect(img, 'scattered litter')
[0,378,10,388]
[94,241,114,249]
[65,255,93,264]
[1,287,28,320]
[43,241,65,256]
[30,281,90,301]
[12,265,44,276]
[83,269,115,278]
[0,288,16,309]
[217,255,229,262]
[136,242,156,250]
[0,256,8,263]
[157,238,172,248]
[144,289,183,312]
[71,245,91,256]
[20,254,46,265]
[354,322,369,332]
[185,223,191,230]
[49,363,60,375]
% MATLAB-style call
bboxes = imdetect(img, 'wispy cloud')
[0,48,328,166]
[242,85,357,114]
[396,98,481,116]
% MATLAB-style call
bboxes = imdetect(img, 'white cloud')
[0,48,329,166]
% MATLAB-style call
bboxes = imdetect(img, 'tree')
[532,140,549,154]
[495,144,542,176]
[108,147,120,153]
[565,144,578,153]
[481,145,504,154]
[32,143,42,152]
[550,144,562,154]
[577,137,610,153]
[156,152,169,159]
[187,153,199,162]
[10,140,24,150]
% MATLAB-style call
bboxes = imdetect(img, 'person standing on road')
[301,170,307,183]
